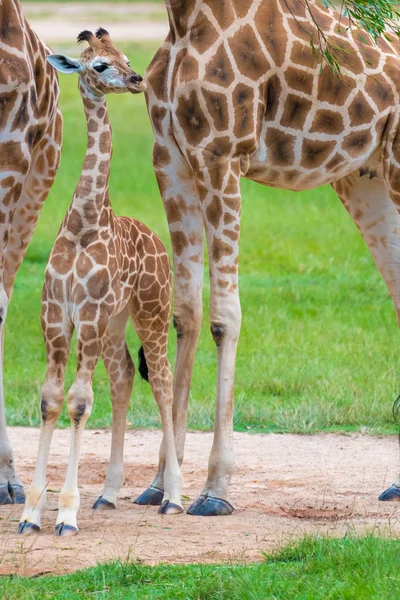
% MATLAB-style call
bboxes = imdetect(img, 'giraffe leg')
[18,327,71,534]
[131,250,182,514]
[0,111,62,505]
[0,168,29,505]
[93,309,134,510]
[187,160,242,517]
[55,321,106,536]
[333,170,400,502]
[134,139,203,505]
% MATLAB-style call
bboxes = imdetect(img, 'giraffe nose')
[130,73,143,84]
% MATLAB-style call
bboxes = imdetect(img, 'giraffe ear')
[46,54,83,74]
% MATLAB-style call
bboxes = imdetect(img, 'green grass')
[1,536,399,599]
[4,41,400,434]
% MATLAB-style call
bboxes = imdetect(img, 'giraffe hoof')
[158,500,183,515]
[379,484,400,501]
[92,496,116,510]
[55,523,78,537]
[134,485,164,506]
[0,483,13,504]
[187,496,234,516]
[17,520,40,535]
[0,483,25,504]
[10,484,25,504]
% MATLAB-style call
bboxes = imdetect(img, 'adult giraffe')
[135,0,400,516]
[0,0,62,504]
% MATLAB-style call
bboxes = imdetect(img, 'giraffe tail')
[138,347,149,382]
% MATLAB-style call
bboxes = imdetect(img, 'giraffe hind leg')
[93,308,134,510]
[333,171,400,501]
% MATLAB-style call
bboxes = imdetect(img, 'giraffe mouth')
[126,79,147,94]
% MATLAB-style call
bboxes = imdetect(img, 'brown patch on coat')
[206,196,223,228]
[266,128,295,167]
[212,236,233,262]
[146,47,171,102]
[348,92,375,127]
[232,84,255,138]
[203,0,235,30]
[342,130,373,158]
[202,89,229,132]
[280,94,312,130]
[310,109,344,135]
[205,43,235,88]
[301,139,336,169]
[264,75,282,122]
[229,24,270,81]
[254,0,286,67]
[284,67,313,96]
[317,68,356,105]
[170,230,189,256]
[177,90,211,146]
[190,11,219,54]
[203,137,233,190]
[150,105,167,137]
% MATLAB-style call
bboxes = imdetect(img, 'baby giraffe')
[18,28,183,536]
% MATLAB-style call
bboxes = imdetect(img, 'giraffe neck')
[70,83,112,230]
[165,0,196,38]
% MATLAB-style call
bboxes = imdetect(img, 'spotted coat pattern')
[19,31,183,536]
[0,0,62,505]
[142,0,400,512]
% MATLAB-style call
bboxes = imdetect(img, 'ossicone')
[77,30,95,44]
[96,27,110,40]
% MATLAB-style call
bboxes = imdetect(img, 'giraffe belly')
[246,146,379,192]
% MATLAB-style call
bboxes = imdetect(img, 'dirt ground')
[0,427,399,576]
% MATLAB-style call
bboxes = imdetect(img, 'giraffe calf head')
[46,28,147,97]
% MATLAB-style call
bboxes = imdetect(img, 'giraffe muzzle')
[126,73,147,94]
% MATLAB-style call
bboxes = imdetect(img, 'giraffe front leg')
[134,139,204,506]
[188,159,242,517]
[2,111,62,505]
[18,307,72,534]
[93,309,134,510]
[55,323,104,536]
[0,166,30,505]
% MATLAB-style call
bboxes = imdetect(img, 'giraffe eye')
[93,63,108,73]
[127,61,130,67]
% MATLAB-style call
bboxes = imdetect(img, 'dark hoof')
[17,520,40,535]
[0,483,12,504]
[0,482,25,504]
[55,523,78,537]
[379,484,400,502]
[134,485,164,506]
[92,496,116,510]
[187,496,234,516]
[158,500,183,515]
[186,494,207,514]
[10,484,25,504]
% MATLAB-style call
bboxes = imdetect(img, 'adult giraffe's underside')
[138,0,400,515]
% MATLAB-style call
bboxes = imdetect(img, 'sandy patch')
[0,427,399,576]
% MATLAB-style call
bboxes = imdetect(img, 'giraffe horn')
[95,27,110,41]
[77,30,101,51]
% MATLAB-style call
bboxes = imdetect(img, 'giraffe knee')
[0,287,9,326]
[40,381,64,423]
[210,323,225,348]
[173,304,202,340]
[67,383,93,425]
[210,304,242,348]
